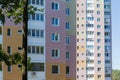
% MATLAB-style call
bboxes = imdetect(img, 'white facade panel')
[28,21,45,30]
[28,71,45,80]
[28,54,45,62]
[86,70,94,74]
[0,35,2,44]
[28,37,45,46]
[0,71,3,80]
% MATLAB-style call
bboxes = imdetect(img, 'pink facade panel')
[46,0,66,63]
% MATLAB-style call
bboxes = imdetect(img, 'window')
[18,47,22,50]
[97,67,101,71]
[28,29,44,38]
[97,18,100,22]
[86,10,94,14]
[18,30,23,34]
[40,0,44,6]
[87,3,94,7]
[105,18,110,24]
[86,38,94,42]
[87,17,94,21]
[86,60,94,64]
[105,53,110,57]
[28,46,44,54]
[52,18,59,26]
[29,0,44,6]
[98,75,101,79]
[104,4,111,9]
[105,46,111,52]
[66,8,70,15]
[97,60,101,64]
[104,11,110,15]
[66,66,70,74]
[77,75,79,79]
[86,24,94,27]
[97,46,101,50]
[105,25,110,29]
[29,13,44,21]
[40,63,44,71]
[105,39,111,43]
[52,65,59,74]
[66,51,70,60]
[86,67,94,71]
[97,11,100,15]
[51,2,59,10]
[97,4,100,8]
[7,46,12,54]
[86,45,94,49]
[18,64,22,69]
[97,32,101,36]
[105,32,110,36]
[87,74,94,78]
[97,53,101,57]
[66,22,70,30]
[105,60,111,64]
[86,31,94,35]
[7,29,12,36]
[66,36,70,44]
[105,74,111,77]
[31,63,44,71]
[8,65,12,72]
[52,33,60,42]
[52,49,60,58]
[32,0,35,4]
[97,39,101,43]
[97,25,101,29]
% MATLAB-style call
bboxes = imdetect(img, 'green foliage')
[0,0,44,24]
[0,49,23,66]
[0,0,24,24]
[112,70,120,80]
[27,57,32,71]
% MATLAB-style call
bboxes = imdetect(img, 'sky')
[112,0,120,70]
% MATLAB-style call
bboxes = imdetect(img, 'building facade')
[0,0,112,80]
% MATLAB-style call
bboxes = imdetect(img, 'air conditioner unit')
[31,71,36,77]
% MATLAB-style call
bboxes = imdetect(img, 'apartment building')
[0,0,112,80]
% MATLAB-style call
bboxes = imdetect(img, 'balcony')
[28,71,45,80]
[86,70,94,74]
[27,54,45,62]
[106,77,111,80]
[87,56,94,60]
[86,77,94,80]
[87,63,94,67]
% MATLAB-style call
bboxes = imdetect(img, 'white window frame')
[51,2,60,10]
[66,36,70,44]
[52,65,60,74]
[8,65,12,72]
[52,49,60,58]
[66,8,70,16]
[66,22,70,30]
[52,17,60,26]
[66,51,70,60]
[7,28,12,36]
[51,33,60,42]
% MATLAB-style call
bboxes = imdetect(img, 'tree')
[0,0,28,80]
[112,70,120,80]
[0,49,23,69]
